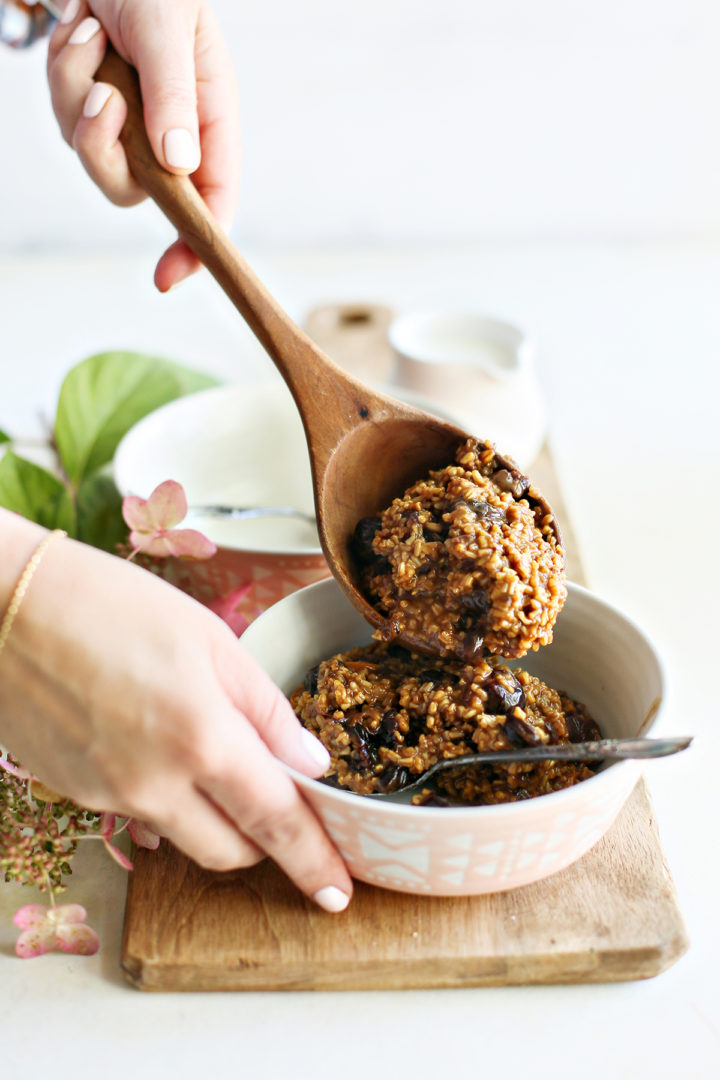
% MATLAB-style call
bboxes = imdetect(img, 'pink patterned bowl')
[241,577,666,896]
[113,383,331,621]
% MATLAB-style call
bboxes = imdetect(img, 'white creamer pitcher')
[389,311,547,469]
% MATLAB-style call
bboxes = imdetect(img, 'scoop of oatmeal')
[290,642,600,805]
[352,438,566,661]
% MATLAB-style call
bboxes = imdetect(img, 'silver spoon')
[189,504,316,524]
[365,736,692,800]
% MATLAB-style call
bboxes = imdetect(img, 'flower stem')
[43,873,56,907]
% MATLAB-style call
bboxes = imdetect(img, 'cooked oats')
[352,438,566,661]
[291,642,600,805]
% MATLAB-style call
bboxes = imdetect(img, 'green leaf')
[76,472,127,553]
[0,452,76,533]
[54,352,218,485]
[0,429,10,445]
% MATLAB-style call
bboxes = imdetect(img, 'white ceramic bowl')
[114,382,330,617]
[241,577,666,896]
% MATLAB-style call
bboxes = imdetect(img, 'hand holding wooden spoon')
[95,47,562,656]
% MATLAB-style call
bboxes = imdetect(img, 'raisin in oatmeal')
[352,438,566,661]
[290,642,601,806]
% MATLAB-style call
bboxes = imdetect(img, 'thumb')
[218,641,332,779]
[130,8,200,174]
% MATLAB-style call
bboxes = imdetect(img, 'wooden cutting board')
[121,304,688,991]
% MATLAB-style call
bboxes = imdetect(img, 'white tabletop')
[0,243,718,1079]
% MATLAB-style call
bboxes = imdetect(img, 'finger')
[150,787,265,873]
[153,238,201,293]
[153,184,232,293]
[214,641,331,779]
[47,6,107,145]
[48,3,144,205]
[154,138,241,292]
[199,713,353,912]
[194,4,242,225]
[126,4,201,175]
[47,0,85,65]
[152,184,229,292]
[153,8,241,292]
[73,83,146,206]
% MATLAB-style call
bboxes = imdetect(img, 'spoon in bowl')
[365,735,693,801]
[97,50,560,653]
[189,505,316,525]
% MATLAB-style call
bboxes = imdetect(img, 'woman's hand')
[0,513,352,913]
[46,0,241,292]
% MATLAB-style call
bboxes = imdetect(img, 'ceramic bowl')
[388,310,547,468]
[114,382,331,621]
[241,577,666,896]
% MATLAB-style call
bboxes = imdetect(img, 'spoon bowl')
[97,49,560,653]
[314,404,468,636]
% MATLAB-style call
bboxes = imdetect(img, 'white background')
[2,0,720,250]
[0,2,719,1079]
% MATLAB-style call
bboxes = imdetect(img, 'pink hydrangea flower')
[122,480,217,560]
[127,818,161,850]
[99,813,160,870]
[13,903,99,959]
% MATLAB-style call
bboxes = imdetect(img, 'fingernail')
[60,0,80,24]
[69,16,100,44]
[313,886,350,913]
[82,82,112,119]
[163,128,201,171]
[299,728,331,772]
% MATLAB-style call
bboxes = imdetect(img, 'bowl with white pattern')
[241,577,666,895]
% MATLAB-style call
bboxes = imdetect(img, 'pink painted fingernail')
[299,729,331,772]
[313,886,350,913]
[69,16,100,44]
[60,0,80,24]
[163,128,201,171]
[82,82,112,119]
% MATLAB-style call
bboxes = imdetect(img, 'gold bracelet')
[0,529,67,660]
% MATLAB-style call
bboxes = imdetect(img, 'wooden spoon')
[97,50,561,652]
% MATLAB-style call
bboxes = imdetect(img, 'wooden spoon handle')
[95,48,348,414]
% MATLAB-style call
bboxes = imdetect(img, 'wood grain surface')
[122,781,688,991]
[121,303,688,991]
